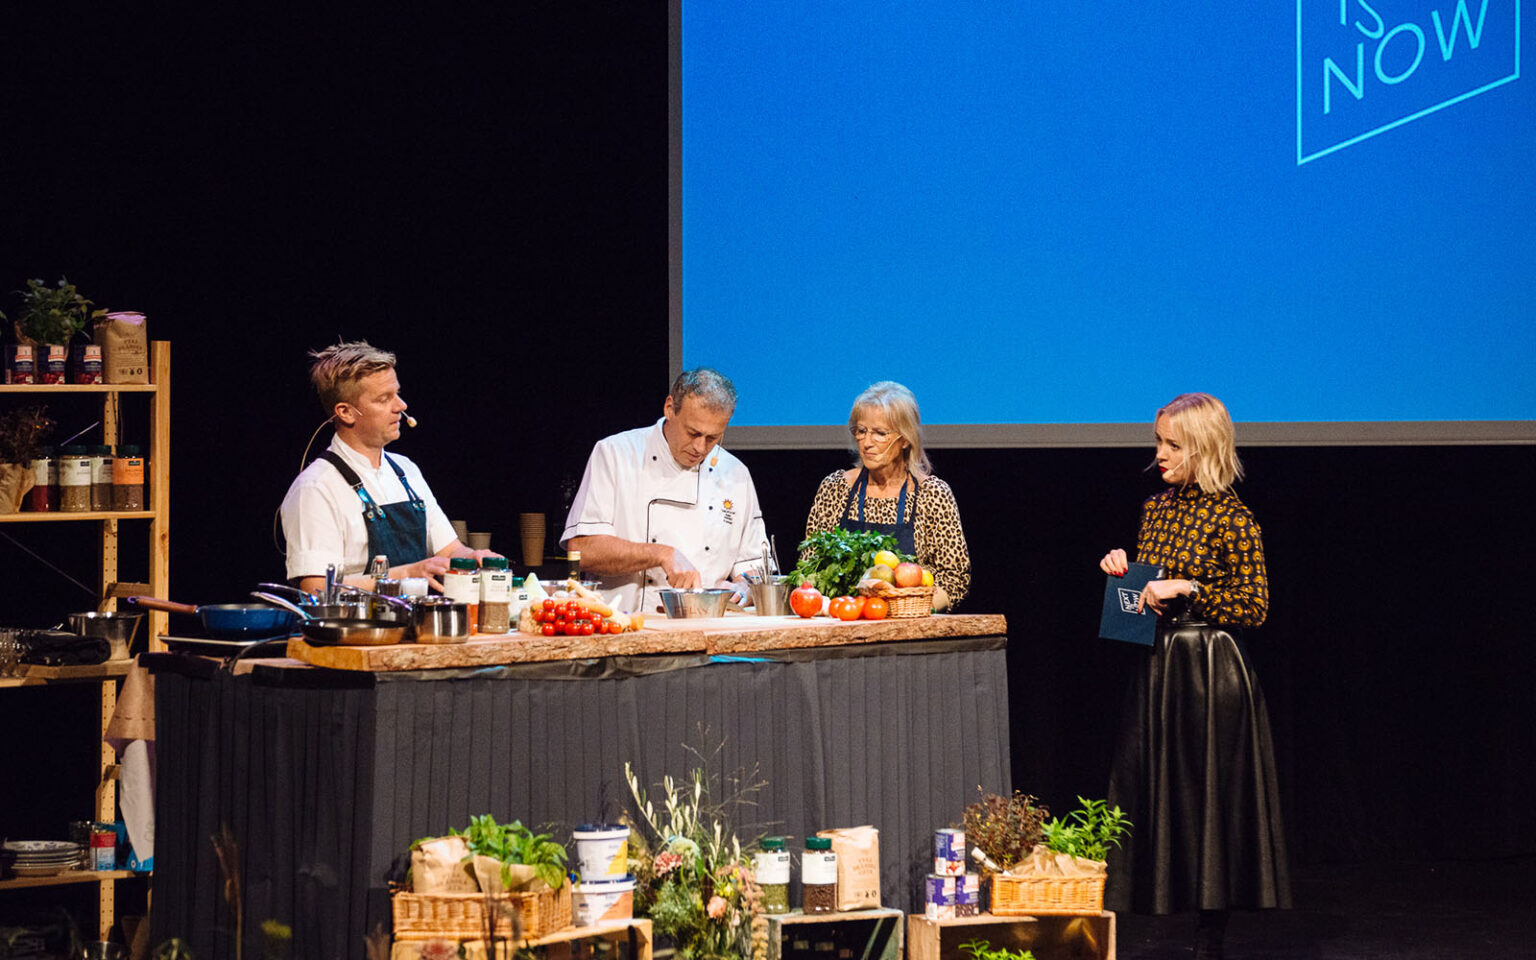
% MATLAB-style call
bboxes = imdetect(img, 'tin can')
[924,874,957,906]
[934,827,966,862]
[934,856,966,876]
[90,824,117,870]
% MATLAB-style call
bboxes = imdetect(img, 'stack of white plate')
[3,840,85,877]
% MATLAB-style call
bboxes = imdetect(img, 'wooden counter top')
[284,612,1007,672]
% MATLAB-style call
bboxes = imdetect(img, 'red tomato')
[830,596,862,621]
[541,624,556,637]
[862,597,890,620]
[582,622,595,636]
[789,582,823,618]
[542,599,556,611]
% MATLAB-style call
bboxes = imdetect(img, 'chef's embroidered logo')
[1118,588,1142,614]
[721,499,735,525]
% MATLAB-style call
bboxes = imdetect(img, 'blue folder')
[1099,562,1165,646]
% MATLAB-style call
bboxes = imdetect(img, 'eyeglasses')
[851,426,894,443]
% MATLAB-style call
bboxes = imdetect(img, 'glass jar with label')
[442,557,481,635]
[802,836,838,914]
[112,445,146,511]
[59,446,93,513]
[755,836,790,914]
[27,447,56,512]
[89,445,114,511]
[479,556,513,634]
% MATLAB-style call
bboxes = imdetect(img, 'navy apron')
[317,450,429,568]
[840,467,917,555]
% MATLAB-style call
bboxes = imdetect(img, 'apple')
[893,562,924,588]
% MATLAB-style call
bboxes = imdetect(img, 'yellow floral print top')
[1135,484,1268,628]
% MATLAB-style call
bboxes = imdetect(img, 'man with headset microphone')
[279,340,494,594]
[561,368,766,613]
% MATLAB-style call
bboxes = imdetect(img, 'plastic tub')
[572,824,630,881]
[572,876,636,927]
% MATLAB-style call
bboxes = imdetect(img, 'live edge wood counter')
[284,612,1009,671]
[151,614,1012,959]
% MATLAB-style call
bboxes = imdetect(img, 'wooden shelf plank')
[0,510,159,523]
[0,384,156,394]
[0,661,134,689]
[0,869,137,890]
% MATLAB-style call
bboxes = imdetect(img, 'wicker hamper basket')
[883,584,934,618]
[990,873,1105,916]
[392,882,571,941]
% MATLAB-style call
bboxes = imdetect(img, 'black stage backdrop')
[2,0,1534,934]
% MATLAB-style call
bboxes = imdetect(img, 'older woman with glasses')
[799,381,971,609]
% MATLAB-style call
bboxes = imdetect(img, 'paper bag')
[94,311,149,384]
[819,825,881,910]
[410,836,478,894]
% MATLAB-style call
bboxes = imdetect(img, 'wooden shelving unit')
[0,340,170,939]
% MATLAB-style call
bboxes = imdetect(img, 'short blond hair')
[1157,392,1244,493]
[308,341,396,413]
[848,381,932,478]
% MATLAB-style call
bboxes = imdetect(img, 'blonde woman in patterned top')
[1099,393,1290,960]
[800,382,970,609]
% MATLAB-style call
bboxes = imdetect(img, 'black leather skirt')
[1105,618,1292,914]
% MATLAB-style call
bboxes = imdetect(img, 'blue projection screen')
[671,0,1535,446]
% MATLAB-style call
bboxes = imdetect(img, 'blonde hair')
[1157,392,1244,493]
[848,381,931,478]
[308,340,397,413]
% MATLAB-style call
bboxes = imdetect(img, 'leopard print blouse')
[801,470,971,608]
[1135,483,1268,628]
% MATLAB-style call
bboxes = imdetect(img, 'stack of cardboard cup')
[520,513,546,568]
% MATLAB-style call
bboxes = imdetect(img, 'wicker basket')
[392,882,571,941]
[884,584,935,618]
[990,873,1105,916]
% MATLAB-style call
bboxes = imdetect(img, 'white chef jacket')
[561,418,767,612]
[280,435,458,581]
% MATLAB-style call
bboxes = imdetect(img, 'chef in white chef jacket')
[561,368,767,613]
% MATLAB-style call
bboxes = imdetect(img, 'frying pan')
[127,596,296,640]
[251,592,409,647]
[254,582,368,620]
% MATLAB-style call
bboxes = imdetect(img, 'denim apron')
[839,467,917,555]
[317,450,429,568]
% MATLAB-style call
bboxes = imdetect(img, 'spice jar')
[59,446,93,513]
[112,445,146,511]
[802,836,838,914]
[479,556,513,634]
[27,447,56,512]
[442,557,480,635]
[755,836,790,914]
[90,444,114,511]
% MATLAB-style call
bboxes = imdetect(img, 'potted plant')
[0,404,54,512]
[988,796,1132,916]
[10,278,106,384]
[1041,796,1132,863]
[451,813,568,893]
[960,789,1051,877]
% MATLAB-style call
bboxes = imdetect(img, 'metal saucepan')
[254,583,369,620]
[409,597,470,644]
[127,596,297,640]
[251,592,409,647]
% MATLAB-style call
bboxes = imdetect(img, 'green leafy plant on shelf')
[451,813,568,891]
[11,277,105,345]
[960,789,1051,875]
[959,939,1036,960]
[1041,796,1132,862]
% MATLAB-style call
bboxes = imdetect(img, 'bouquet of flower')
[624,760,768,960]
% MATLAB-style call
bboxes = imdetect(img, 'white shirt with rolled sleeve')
[280,435,458,581]
[561,418,767,613]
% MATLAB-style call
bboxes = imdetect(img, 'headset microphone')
[403,413,418,428]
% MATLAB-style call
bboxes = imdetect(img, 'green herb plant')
[789,527,909,599]
[1041,796,1132,862]
[12,277,105,345]
[959,939,1035,960]
[451,813,568,890]
[961,789,1051,874]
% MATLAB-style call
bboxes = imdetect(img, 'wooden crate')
[767,907,905,960]
[391,917,652,960]
[907,911,1116,960]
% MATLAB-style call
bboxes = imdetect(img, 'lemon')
[921,569,934,587]
[873,550,901,569]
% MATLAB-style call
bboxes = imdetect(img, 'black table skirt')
[150,638,1011,958]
